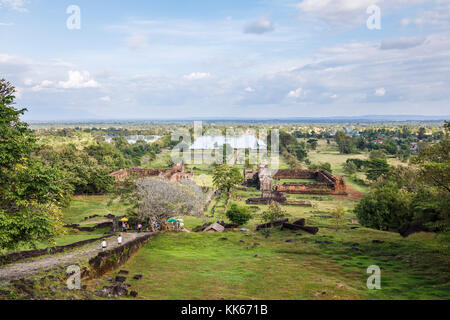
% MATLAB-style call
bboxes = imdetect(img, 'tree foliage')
[131,178,207,229]
[0,79,66,250]
[212,164,242,194]
[226,203,252,226]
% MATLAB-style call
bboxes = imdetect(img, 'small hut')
[203,222,225,233]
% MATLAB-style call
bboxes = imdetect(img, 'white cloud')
[0,0,28,12]
[244,18,275,34]
[245,87,255,92]
[100,96,111,102]
[380,37,426,50]
[58,71,100,89]
[287,88,304,98]
[375,88,386,96]
[295,0,439,28]
[126,33,150,50]
[183,72,211,80]
[31,80,54,92]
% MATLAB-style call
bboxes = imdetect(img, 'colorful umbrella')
[120,218,129,222]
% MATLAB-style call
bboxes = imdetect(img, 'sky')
[0,0,449,120]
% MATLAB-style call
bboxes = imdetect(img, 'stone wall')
[244,166,347,196]
[81,232,158,280]
[273,169,318,180]
[0,235,112,267]
[111,164,194,183]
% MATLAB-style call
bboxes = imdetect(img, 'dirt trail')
[78,219,111,225]
[0,232,146,282]
[336,185,364,200]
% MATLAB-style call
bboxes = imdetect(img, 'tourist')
[117,234,123,245]
[122,222,127,232]
[137,223,142,233]
[101,240,107,252]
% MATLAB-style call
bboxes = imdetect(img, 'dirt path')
[333,185,364,201]
[78,219,111,225]
[0,232,146,282]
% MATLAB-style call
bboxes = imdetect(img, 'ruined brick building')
[244,164,347,197]
[110,162,194,182]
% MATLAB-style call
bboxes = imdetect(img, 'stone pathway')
[0,232,146,282]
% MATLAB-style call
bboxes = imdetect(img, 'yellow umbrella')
[120,218,129,222]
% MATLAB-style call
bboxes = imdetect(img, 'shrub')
[355,181,411,231]
[261,202,289,224]
[308,162,332,173]
[226,203,252,226]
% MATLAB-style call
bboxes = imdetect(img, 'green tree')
[0,79,66,250]
[212,164,242,194]
[366,158,390,181]
[330,204,346,231]
[307,138,318,150]
[343,161,357,175]
[355,181,411,231]
[261,201,289,225]
[335,131,354,154]
[226,203,252,226]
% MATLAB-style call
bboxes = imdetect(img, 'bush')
[343,162,357,174]
[355,181,411,231]
[308,162,332,173]
[226,203,252,226]
[261,202,289,224]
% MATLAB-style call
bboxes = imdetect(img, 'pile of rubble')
[95,270,141,298]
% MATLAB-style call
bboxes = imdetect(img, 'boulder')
[115,276,127,283]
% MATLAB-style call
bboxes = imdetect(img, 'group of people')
[121,222,143,233]
[101,234,124,251]
[101,220,145,251]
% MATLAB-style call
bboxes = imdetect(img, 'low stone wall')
[81,232,158,280]
[0,234,112,267]
[273,169,318,180]
[64,222,113,232]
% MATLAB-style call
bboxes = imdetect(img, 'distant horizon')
[27,114,449,125]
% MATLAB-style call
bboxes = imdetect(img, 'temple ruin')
[244,164,347,205]
[110,163,194,182]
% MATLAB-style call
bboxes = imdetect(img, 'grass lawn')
[62,195,129,225]
[67,140,449,300]
[93,225,449,300]
[86,182,449,300]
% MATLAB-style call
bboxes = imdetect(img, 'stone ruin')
[244,164,347,205]
[110,162,194,182]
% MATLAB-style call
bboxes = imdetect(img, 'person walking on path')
[117,234,123,245]
[137,224,142,233]
[122,222,127,233]
[101,240,107,252]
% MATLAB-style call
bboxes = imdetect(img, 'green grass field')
[35,139,450,299]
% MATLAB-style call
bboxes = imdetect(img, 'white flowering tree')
[134,178,207,230]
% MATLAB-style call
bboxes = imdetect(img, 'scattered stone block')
[133,274,143,280]
[115,276,127,283]
[130,291,138,298]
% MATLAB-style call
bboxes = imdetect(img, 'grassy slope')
[76,140,448,299]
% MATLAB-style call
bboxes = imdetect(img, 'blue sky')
[1,0,449,120]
